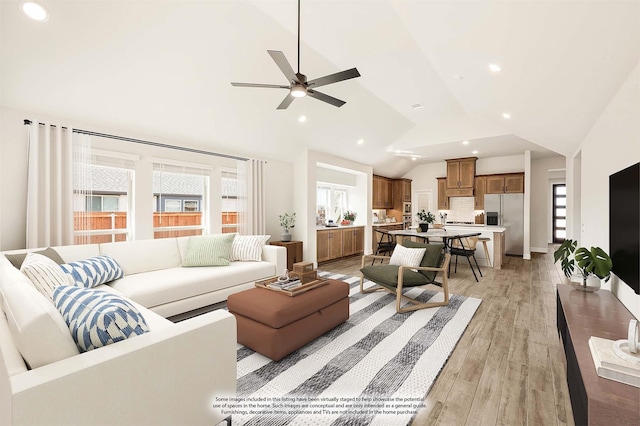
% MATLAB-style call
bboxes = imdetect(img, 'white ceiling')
[1,1,638,177]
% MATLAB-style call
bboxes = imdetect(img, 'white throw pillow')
[20,252,71,301]
[0,266,79,369]
[230,235,270,261]
[389,245,426,268]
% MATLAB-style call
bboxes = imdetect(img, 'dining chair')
[449,236,482,282]
[373,229,396,264]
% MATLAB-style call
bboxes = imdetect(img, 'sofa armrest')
[262,245,287,273]
[7,310,236,426]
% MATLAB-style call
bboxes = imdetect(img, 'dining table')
[388,228,484,281]
[388,228,482,252]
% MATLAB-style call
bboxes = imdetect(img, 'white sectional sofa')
[0,236,286,425]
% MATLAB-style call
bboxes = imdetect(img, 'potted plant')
[553,239,613,292]
[342,210,357,225]
[416,209,436,232]
[278,212,296,242]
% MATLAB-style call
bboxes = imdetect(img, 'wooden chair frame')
[359,253,452,313]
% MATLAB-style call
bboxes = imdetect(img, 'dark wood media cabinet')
[556,285,640,425]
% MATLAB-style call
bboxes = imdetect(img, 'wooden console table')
[556,285,639,425]
[270,240,303,271]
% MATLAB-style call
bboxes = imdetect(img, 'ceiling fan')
[231,0,361,109]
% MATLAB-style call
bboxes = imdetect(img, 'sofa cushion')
[360,264,429,288]
[0,265,79,369]
[20,252,71,301]
[60,255,124,288]
[402,241,445,282]
[5,247,65,270]
[389,244,426,268]
[99,238,181,275]
[110,261,276,309]
[230,235,270,262]
[53,244,101,263]
[182,234,236,267]
[53,285,149,353]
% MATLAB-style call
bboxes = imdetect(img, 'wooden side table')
[270,241,303,271]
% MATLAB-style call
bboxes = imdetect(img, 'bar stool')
[478,237,491,267]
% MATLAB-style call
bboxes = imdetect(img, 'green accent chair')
[359,241,451,313]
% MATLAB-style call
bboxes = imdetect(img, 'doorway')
[552,184,567,243]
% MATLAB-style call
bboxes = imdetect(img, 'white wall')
[0,106,293,249]
[530,155,566,252]
[295,151,372,265]
[576,61,640,319]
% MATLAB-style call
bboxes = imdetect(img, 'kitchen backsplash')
[441,197,476,222]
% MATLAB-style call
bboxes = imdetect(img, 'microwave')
[403,202,412,215]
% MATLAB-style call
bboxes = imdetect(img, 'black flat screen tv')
[609,162,639,294]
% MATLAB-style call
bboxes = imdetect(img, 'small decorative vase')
[281,230,291,242]
[571,275,601,292]
[418,223,429,232]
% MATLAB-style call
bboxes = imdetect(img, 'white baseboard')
[531,246,549,254]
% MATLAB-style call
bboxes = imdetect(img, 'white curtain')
[236,159,266,235]
[26,121,75,248]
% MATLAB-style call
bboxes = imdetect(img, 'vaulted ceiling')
[1,1,638,176]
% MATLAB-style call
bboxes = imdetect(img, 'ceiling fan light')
[291,85,307,98]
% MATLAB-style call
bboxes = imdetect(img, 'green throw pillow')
[182,234,236,267]
[402,241,444,282]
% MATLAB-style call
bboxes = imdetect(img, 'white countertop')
[372,222,403,227]
[443,224,506,232]
[316,224,365,230]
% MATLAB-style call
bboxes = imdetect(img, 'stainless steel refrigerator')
[484,193,524,256]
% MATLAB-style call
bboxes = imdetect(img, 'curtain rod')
[23,119,249,162]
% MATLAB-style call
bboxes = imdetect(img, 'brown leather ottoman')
[227,279,350,361]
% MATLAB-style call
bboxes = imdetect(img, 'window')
[316,184,348,224]
[152,161,210,239]
[553,184,567,243]
[73,161,133,245]
[221,170,238,234]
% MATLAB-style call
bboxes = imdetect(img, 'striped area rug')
[233,271,481,426]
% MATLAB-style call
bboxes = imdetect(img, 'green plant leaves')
[575,246,613,281]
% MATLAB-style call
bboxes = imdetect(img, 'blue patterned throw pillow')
[53,285,149,353]
[60,255,124,288]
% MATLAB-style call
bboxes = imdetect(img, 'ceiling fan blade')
[307,89,346,108]
[231,82,290,89]
[307,68,360,89]
[277,93,296,110]
[268,50,298,84]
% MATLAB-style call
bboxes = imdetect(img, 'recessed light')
[357,139,364,145]
[298,115,307,123]
[488,63,502,73]
[20,1,49,22]
[472,150,478,155]
[502,112,512,119]
[411,103,424,110]
[462,140,470,145]
[411,157,417,161]
[453,75,464,81]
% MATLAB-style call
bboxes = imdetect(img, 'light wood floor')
[320,249,574,426]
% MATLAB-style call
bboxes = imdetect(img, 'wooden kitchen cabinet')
[437,178,449,210]
[446,157,476,195]
[317,229,343,262]
[485,173,524,194]
[342,226,364,257]
[393,178,412,209]
[474,176,486,209]
[373,175,393,209]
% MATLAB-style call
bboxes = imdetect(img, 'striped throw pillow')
[60,255,124,288]
[20,253,71,302]
[53,285,149,353]
[230,235,270,261]
[182,233,236,267]
[389,244,427,268]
